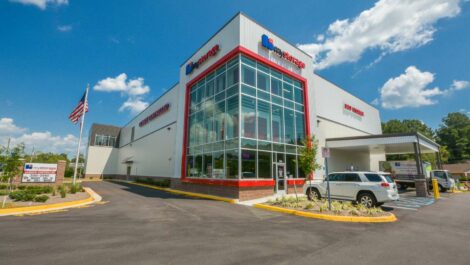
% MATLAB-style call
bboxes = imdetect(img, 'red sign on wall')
[139,103,170,127]
[344,103,364,117]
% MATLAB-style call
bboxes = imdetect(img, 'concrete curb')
[254,203,397,223]
[109,180,237,203]
[0,187,102,217]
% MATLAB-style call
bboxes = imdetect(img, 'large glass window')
[227,65,239,87]
[214,101,225,141]
[272,105,284,143]
[216,73,225,94]
[284,108,295,144]
[185,55,307,180]
[226,150,238,179]
[213,152,225,178]
[271,77,282,96]
[203,153,213,178]
[257,100,271,141]
[242,65,256,87]
[258,151,271,179]
[241,150,256,179]
[242,96,256,138]
[295,112,305,145]
[94,134,117,147]
[286,154,297,179]
[257,71,270,92]
[226,96,238,139]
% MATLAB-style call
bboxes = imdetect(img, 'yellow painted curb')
[0,187,101,216]
[254,203,397,223]
[110,180,237,203]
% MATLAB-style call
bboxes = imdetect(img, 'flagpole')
[73,84,89,185]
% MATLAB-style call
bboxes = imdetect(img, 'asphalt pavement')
[1,181,469,265]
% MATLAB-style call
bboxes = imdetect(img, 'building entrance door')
[126,165,131,181]
[274,163,286,195]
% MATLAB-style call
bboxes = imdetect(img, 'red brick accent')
[55,160,66,185]
[171,179,275,201]
[287,184,305,195]
[239,186,274,201]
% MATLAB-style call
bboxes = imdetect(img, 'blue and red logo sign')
[261,34,305,69]
[186,44,220,75]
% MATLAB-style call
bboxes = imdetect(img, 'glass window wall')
[186,55,307,180]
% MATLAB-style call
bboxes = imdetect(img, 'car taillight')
[381,182,390,188]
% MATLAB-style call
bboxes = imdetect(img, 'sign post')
[322,147,331,211]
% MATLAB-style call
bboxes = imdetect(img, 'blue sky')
[0,0,469,156]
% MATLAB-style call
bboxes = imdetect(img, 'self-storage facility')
[85,13,390,201]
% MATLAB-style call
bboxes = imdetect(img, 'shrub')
[9,191,36,201]
[70,184,78,194]
[0,184,8,190]
[59,185,66,198]
[305,203,314,210]
[33,195,49,203]
[52,186,56,196]
[18,185,27,190]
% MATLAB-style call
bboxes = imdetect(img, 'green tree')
[296,136,321,201]
[436,112,470,162]
[382,119,434,139]
[1,143,25,208]
[381,118,451,167]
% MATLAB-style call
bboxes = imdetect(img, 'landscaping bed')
[0,183,88,209]
[264,196,390,217]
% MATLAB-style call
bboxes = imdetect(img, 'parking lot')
[1,181,469,265]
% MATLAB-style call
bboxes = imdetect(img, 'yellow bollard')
[432,179,440,199]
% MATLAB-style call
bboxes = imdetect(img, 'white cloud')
[298,0,462,70]
[94,73,151,114]
[119,98,149,115]
[378,66,442,109]
[9,0,68,10]
[94,73,128,93]
[0,118,27,135]
[57,24,72,32]
[0,117,82,156]
[376,66,468,109]
[450,80,469,91]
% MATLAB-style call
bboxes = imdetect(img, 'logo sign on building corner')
[185,44,220,75]
[261,34,305,69]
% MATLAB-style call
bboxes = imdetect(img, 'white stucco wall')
[116,83,179,178]
[85,146,118,176]
[117,122,177,178]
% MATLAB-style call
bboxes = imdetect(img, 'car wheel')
[307,188,321,200]
[357,192,377,208]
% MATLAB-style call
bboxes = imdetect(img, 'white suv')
[303,171,399,207]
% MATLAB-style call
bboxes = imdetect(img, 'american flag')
[69,91,89,123]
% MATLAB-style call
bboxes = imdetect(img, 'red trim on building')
[182,178,275,187]
[181,45,313,187]
[287,179,306,185]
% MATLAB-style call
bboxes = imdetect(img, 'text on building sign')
[139,103,170,127]
[261,34,305,69]
[185,45,220,75]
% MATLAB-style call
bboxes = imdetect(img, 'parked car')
[303,171,399,207]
